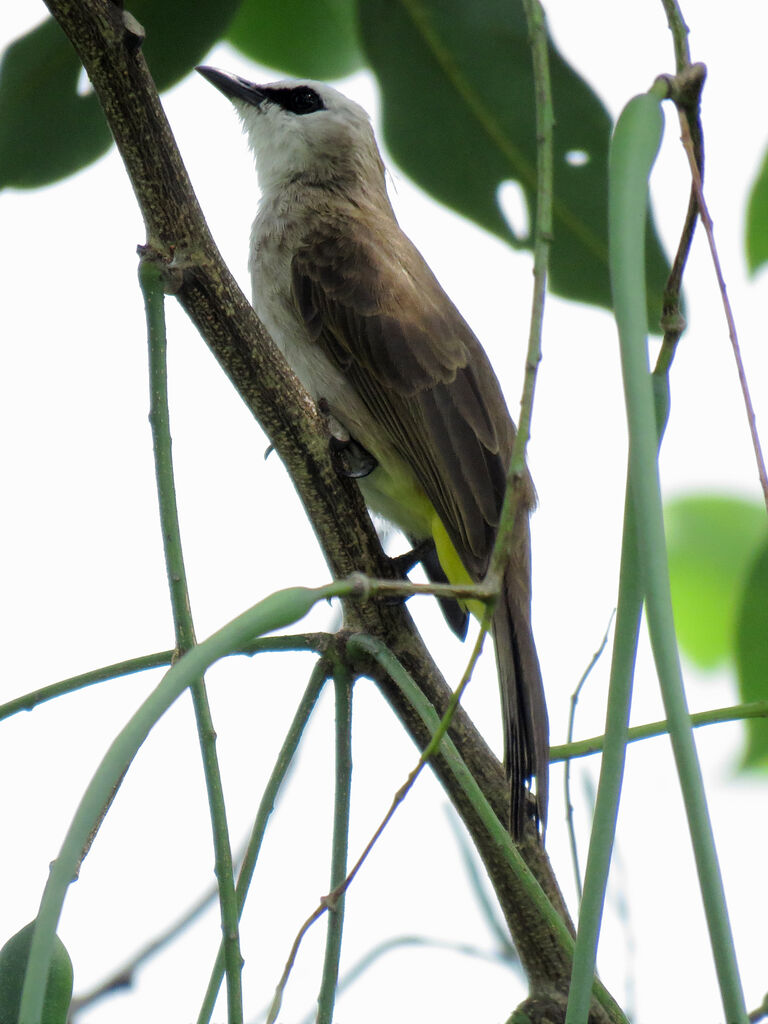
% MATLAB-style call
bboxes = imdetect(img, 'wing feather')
[291,207,518,575]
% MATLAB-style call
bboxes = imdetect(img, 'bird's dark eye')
[261,84,326,115]
[282,86,325,115]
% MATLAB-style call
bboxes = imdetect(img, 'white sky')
[1,2,767,1023]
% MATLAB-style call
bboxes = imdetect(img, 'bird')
[196,66,549,839]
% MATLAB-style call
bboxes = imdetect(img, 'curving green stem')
[566,86,747,1024]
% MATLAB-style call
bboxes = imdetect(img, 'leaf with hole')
[0,0,240,188]
[0,18,111,188]
[359,0,671,325]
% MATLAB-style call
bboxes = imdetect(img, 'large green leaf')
[735,539,768,768]
[0,0,240,189]
[745,143,768,274]
[359,0,671,325]
[228,0,364,80]
[0,18,111,188]
[665,494,767,669]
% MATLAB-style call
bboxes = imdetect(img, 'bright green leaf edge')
[735,538,768,768]
[665,494,768,669]
[745,143,768,274]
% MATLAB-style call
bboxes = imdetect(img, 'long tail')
[492,557,549,839]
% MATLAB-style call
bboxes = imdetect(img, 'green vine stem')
[349,635,627,1024]
[140,255,243,1022]
[17,581,340,1024]
[576,85,746,1024]
[316,663,354,1024]
[552,701,768,762]
[489,0,553,585]
[196,660,329,1024]
[0,635,328,725]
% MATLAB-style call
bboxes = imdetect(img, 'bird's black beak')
[196,66,266,107]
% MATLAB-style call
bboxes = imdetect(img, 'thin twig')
[653,63,707,376]
[69,869,228,1016]
[266,903,327,1024]
[677,111,768,511]
[315,664,354,1024]
[0,652,175,722]
[196,660,330,1024]
[268,768,412,1022]
[268,621,491,1011]
[0,635,329,725]
[348,635,627,1024]
[659,0,692,70]
[551,699,768,762]
[294,934,517,1024]
[563,612,615,903]
[748,992,768,1023]
[488,0,553,585]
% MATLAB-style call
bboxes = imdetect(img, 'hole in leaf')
[564,149,590,167]
[496,180,530,241]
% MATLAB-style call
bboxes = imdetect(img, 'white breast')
[249,198,345,402]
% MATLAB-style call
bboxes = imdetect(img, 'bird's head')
[196,67,386,196]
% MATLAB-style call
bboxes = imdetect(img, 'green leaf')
[0,18,111,188]
[358,0,670,325]
[745,143,768,274]
[228,0,364,80]
[665,495,767,669]
[0,0,239,189]
[132,0,241,91]
[0,921,73,1024]
[735,540,768,768]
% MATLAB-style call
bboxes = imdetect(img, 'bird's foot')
[328,435,378,479]
[318,398,378,479]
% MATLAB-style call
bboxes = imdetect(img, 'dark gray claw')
[329,435,378,478]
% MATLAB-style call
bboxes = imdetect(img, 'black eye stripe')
[265,86,325,116]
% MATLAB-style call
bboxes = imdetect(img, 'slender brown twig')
[677,110,768,511]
